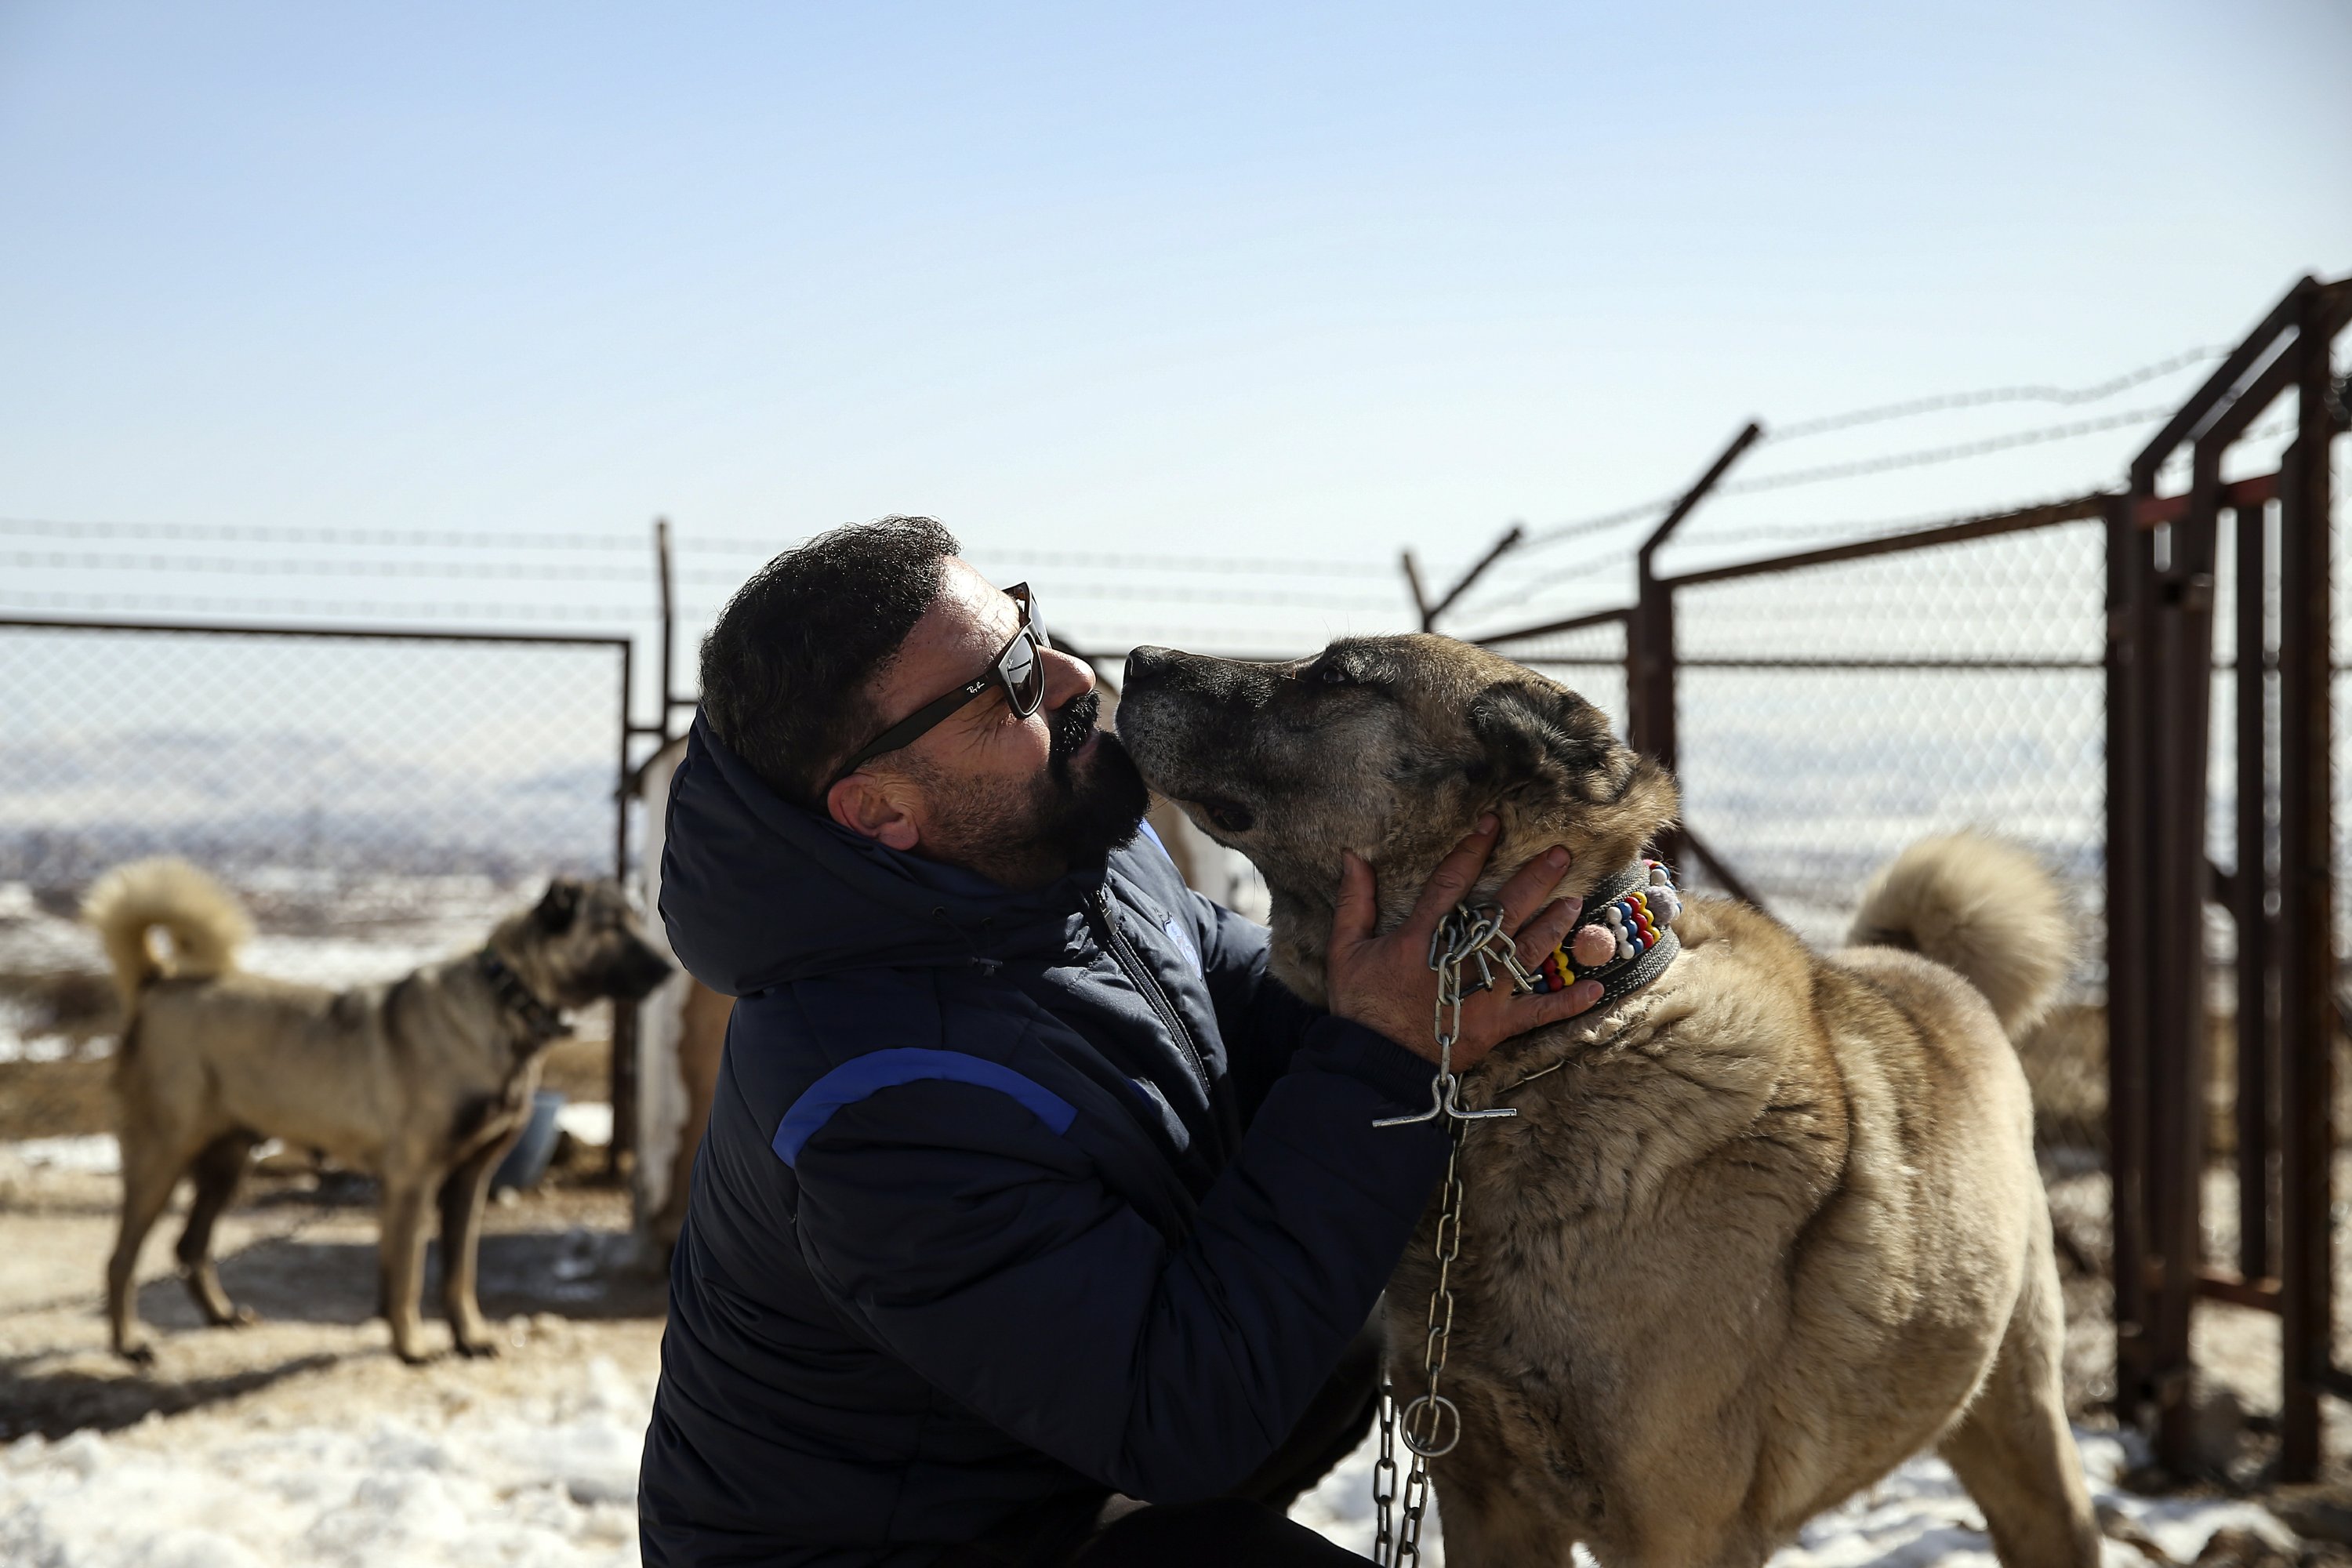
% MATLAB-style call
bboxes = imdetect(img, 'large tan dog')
[1116,635,2101,1568]
[86,859,670,1364]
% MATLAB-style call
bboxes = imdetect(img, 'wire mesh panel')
[1667,521,2114,1396]
[0,622,627,1061]
[1671,521,2107,938]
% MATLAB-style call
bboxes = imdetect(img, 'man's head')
[699,517,1149,890]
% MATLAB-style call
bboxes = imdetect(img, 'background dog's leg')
[435,1138,514,1358]
[376,1175,434,1363]
[176,1131,260,1327]
[1936,1230,2103,1568]
[108,1134,188,1363]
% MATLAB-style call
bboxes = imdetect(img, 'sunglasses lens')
[1002,633,1043,716]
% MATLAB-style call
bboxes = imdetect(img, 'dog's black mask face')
[1114,634,1676,978]
[535,878,673,1007]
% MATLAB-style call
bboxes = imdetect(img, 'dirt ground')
[0,1146,663,1447]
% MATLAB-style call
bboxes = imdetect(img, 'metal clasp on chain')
[1371,904,1530,1129]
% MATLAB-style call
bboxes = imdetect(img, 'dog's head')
[1116,634,1676,1001]
[494,877,673,1011]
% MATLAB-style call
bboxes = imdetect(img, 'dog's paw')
[225,1305,260,1329]
[452,1333,502,1360]
[114,1339,157,1368]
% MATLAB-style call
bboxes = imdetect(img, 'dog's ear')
[1468,679,1613,788]
[535,879,582,933]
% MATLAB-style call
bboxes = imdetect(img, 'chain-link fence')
[0,619,630,1065]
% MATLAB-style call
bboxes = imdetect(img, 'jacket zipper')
[1091,889,1211,1100]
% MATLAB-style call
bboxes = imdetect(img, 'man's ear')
[826,771,922,852]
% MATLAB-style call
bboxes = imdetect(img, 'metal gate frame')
[1466,272,2352,1478]
[0,613,646,1167]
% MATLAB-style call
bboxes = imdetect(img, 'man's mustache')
[1050,691,1103,760]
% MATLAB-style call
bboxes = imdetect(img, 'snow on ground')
[0,1338,2293,1568]
[1290,1426,2292,1566]
[2,1359,648,1568]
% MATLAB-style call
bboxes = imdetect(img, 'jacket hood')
[661,713,1112,996]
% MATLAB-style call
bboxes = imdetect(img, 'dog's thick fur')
[87,858,670,1364]
[1116,636,2100,1568]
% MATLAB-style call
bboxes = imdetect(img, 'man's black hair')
[699,516,960,808]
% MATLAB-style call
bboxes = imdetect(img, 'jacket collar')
[661,713,1120,996]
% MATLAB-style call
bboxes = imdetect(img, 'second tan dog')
[87,859,671,1364]
[1116,634,2101,1568]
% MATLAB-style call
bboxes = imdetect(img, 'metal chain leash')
[1372,903,1540,1566]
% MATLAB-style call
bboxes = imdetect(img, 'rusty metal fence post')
[1630,423,1762,872]
[2276,281,2343,1478]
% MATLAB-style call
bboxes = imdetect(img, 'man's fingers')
[1512,895,1582,970]
[1494,845,1571,932]
[1330,851,1377,950]
[1515,978,1606,1026]
[1401,814,1501,943]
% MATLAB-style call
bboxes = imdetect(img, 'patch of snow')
[556,1102,613,1149]
[0,996,93,1064]
[0,1353,2297,1567]
[0,1359,648,1568]
[1292,1428,2290,1566]
[1,1134,119,1174]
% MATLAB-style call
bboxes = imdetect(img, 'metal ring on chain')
[1399,1393,1462,1458]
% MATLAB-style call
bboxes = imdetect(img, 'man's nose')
[1041,645,1096,708]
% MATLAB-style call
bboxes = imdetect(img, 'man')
[638,517,1602,1566]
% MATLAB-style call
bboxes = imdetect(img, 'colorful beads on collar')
[1533,860,1682,994]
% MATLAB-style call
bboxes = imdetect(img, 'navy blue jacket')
[637,716,1451,1566]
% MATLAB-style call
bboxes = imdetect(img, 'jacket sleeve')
[789,1018,1450,1504]
[1189,891,1330,1123]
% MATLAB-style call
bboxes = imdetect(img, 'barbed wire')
[1519,345,2232,550]
[0,518,651,550]
[1769,346,2226,441]
[673,569,1401,609]
[5,550,652,582]
[0,515,1403,583]
[1719,404,2173,496]
[0,590,651,623]
[685,535,1399,578]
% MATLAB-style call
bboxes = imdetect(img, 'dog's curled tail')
[1847,831,2069,1038]
[82,858,251,1004]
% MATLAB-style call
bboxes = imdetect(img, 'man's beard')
[907,691,1150,891]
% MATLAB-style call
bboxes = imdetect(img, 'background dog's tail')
[82,857,251,1004]
[1847,831,2069,1037]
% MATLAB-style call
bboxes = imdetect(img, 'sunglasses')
[829,583,1051,789]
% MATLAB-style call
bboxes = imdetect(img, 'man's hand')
[1327,815,1606,1070]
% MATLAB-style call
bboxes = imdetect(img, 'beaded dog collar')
[1528,858,1683,1008]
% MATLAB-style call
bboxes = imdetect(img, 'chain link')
[1374,901,1536,1563]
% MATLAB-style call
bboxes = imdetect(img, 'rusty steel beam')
[2275,291,2339,1482]
[1631,423,1764,840]
[1424,524,1526,631]
[1401,551,1435,630]
[2131,276,2316,494]
[1666,493,2111,590]
[2136,471,2280,530]
[2104,488,2155,1419]
[1472,604,1630,650]
[2151,421,2224,1475]
[2234,499,2275,1287]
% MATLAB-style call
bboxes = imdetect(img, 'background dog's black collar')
[475,949,571,1041]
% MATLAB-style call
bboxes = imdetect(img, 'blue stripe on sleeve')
[771,1047,1080,1167]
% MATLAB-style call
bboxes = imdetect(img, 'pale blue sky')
[2,2,2347,656]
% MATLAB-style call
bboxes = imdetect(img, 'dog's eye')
[1317,664,1350,685]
